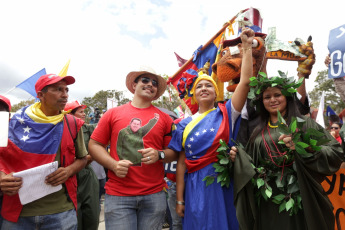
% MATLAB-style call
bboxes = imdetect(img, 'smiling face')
[262,87,287,118]
[132,74,158,101]
[194,79,217,105]
[37,80,69,116]
[130,118,142,133]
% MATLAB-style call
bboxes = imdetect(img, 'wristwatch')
[158,150,165,160]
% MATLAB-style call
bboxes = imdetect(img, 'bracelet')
[242,47,252,51]
[176,201,185,205]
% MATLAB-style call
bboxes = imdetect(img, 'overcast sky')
[1,0,344,105]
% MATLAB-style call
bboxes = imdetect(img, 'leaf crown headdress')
[248,71,304,106]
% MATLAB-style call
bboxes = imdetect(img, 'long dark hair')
[248,87,302,144]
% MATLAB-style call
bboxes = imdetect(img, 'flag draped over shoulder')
[0,103,64,174]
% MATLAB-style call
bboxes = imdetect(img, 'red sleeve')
[90,109,112,145]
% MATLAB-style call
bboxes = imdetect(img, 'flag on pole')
[59,59,71,77]
[107,98,117,110]
[16,68,46,97]
[316,91,325,128]
[174,52,188,67]
[167,8,250,114]
[326,105,337,117]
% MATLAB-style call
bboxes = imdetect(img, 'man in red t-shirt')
[89,67,178,230]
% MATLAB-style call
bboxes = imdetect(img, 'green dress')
[234,116,344,230]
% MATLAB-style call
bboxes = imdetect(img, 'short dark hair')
[130,118,141,124]
[0,101,9,112]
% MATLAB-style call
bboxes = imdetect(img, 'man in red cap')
[89,67,178,229]
[0,74,87,229]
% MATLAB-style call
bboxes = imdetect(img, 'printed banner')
[321,168,345,230]
[328,24,345,79]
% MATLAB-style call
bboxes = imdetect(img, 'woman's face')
[194,80,216,104]
[74,107,86,121]
[262,87,287,117]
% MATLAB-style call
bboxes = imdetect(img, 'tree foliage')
[11,99,35,112]
[81,90,130,116]
[308,70,345,114]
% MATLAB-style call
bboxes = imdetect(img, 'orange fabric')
[321,168,345,230]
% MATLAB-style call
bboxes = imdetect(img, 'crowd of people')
[0,26,344,230]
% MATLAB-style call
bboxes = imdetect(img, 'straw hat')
[126,66,167,100]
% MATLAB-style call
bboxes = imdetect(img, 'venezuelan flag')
[0,104,64,174]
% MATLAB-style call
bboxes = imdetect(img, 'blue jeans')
[1,209,77,230]
[166,180,182,230]
[105,191,166,230]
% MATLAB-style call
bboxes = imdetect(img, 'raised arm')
[232,28,254,112]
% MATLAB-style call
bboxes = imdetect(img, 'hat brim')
[223,32,266,47]
[126,71,167,100]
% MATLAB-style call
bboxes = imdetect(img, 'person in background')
[88,67,178,230]
[330,122,343,144]
[64,101,100,230]
[0,74,87,229]
[325,54,345,103]
[0,95,12,228]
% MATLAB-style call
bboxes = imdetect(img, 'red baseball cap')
[64,100,87,112]
[0,95,11,111]
[35,74,75,94]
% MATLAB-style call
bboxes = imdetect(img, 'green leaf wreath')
[251,110,331,216]
[203,139,233,188]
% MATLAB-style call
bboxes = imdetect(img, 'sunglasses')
[138,76,158,88]
[330,127,339,130]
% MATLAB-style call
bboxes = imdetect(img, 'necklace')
[268,120,278,128]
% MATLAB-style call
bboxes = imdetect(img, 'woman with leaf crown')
[167,27,254,230]
[230,72,344,230]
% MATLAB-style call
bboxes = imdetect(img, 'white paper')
[13,161,62,205]
[0,111,9,147]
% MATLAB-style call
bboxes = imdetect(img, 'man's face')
[132,74,158,101]
[130,119,141,133]
[38,80,69,116]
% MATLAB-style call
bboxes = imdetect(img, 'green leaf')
[287,183,300,194]
[203,176,215,186]
[257,178,265,188]
[290,120,297,133]
[265,184,273,198]
[217,146,228,152]
[273,194,286,202]
[219,157,229,165]
[286,198,295,211]
[279,201,287,213]
[295,144,313,158]
[296,142,309,148]
[311,145,322,151]
[214,166,225,173]
[309,139,317,146]
[287,174,296,185]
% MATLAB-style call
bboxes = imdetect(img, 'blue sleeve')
[168,118,191,152]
